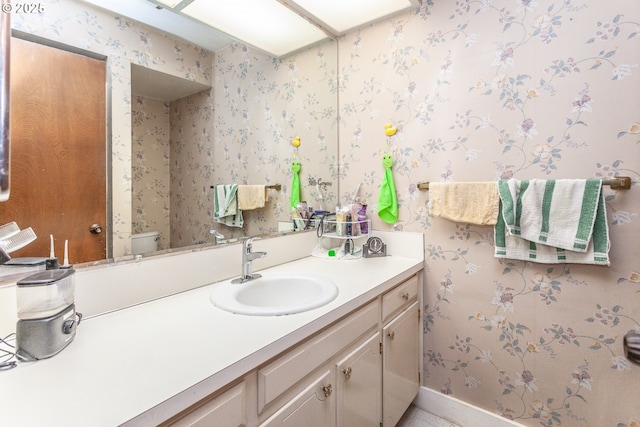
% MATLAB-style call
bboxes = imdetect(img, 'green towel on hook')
[290,161,301,210]
[378,155,398,224]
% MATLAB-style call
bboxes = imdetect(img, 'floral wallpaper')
[131,95,170,250]
[134,40,339,247]
[209,42,339,240]
[169,88,217,246]
[337,1,640,426]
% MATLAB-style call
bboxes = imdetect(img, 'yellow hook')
[384,123,397,137]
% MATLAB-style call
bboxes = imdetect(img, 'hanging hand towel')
[428,181,500,225]
[238,185,268,210]
[378,155,398,224]
[498,179,602,251]
[213,184,244,228]
[494,179,610,265]
[290,162,301,210]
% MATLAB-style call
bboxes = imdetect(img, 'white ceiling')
[130,64,210,102]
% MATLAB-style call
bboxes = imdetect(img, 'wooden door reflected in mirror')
[0,37,107,263]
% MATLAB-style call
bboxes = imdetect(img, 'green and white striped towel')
[213,184,244,228]
[494,179,610,265]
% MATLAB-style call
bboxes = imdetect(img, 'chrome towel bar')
[417,177,631,191]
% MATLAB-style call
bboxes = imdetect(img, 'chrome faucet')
[209,229,225,244]
[232,237,267,284]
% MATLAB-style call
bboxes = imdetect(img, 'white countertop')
[0,254,423,426]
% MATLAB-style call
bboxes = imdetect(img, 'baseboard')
[413,387,525,427]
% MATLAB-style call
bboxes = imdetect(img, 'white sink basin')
[210,273,339,316]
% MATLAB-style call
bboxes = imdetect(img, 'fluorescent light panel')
[181,0,328,57]
[287,0,418,34]
[154,0,181,7]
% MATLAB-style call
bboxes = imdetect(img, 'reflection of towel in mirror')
[494,179,610,265]
[238,185,268,210]
[378,155,398,224]
[428,181,500,225]
[290,162,301,210]
[213,184,243,227]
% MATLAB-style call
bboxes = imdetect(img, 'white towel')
[213,184,244,228]
[428,181,500,225]
[494,179,610,265]
[499,179,603,251]
[237,185,268,210]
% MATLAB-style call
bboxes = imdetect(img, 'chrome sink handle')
[244,236,255,251]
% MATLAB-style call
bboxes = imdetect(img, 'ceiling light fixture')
[180,0,328,58]
[283,0,420,35]
[154,0,181,7]
[144,0,421,57]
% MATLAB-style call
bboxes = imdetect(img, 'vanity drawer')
[382,275,418,323]
[167,381,246,427]
[257,300,379,413]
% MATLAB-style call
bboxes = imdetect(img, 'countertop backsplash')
[0,229,424,333]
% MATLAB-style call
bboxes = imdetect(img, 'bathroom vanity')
[0,231,424,426]
[164,270,421,427]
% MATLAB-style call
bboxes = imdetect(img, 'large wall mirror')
[2,0,338,265]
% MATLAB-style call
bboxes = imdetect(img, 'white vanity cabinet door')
[257,300,379,413]
[336,332,382,427]
[382,301,420,427]
[168,381,247,427]
[259,370,336,427]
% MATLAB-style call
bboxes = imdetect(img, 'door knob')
[89,224,103,234]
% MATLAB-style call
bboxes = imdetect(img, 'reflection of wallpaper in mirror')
[131,95,171,251]
[131,41,339,249]
[211,42,338,240]
[170,89,217,247]
[168,42,339,244]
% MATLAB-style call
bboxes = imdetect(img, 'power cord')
[0,332,17,371]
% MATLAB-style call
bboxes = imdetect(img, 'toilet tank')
[131,231,159,255]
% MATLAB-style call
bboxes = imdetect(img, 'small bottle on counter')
[336,208,346,236]
[358,204,368,234]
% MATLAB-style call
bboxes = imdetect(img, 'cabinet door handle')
[388,331,395,341]
[401,292,410,300]
[322,384,333,398]
[342,367,352,380]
